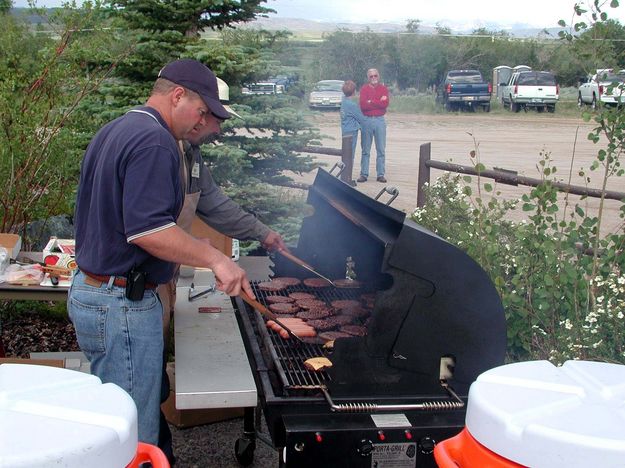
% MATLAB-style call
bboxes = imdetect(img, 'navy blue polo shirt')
[74,106,183,284]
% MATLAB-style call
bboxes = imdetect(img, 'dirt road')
[292,112,625,235]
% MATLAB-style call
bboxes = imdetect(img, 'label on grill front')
[371,443,417,467]
[371,413,411,428]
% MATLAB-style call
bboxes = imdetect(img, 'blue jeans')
[68,270,163,445]
[360,116,386,177]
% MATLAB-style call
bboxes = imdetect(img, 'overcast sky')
[12,0,625,29]
[265,0,624,29]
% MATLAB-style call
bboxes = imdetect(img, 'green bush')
[412,150,625,364]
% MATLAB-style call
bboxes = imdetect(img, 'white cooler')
[0,364,138,468]
[465,360,625,468]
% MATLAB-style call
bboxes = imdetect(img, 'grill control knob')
[418,436,436,454]
[357,439,374,457]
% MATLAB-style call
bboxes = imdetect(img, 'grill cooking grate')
[248,280,371,395]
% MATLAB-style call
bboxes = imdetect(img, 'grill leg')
[243,405,256,440]
[234,407,256,466]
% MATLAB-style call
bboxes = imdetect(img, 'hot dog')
[266,319,316,338]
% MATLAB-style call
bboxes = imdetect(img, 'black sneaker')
[357,175,368,182]
[377,176,387,183]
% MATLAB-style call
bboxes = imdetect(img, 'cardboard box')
[30,351,91,373]
[0,233,22,259]
[43,237,75,256]
[161,362,244,428]
[41,237,77,287]
[190,217,232,258]
[0,357,65,368]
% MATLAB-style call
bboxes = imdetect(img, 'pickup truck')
[241,79,285,95]
[501,71,559,113]
[436,70,492,112]
[578,69,625,109]
[242,74,299,96]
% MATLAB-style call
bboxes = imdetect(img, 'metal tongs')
[239,291,304,344]
[188,282,216,302]
[277,249,337,288]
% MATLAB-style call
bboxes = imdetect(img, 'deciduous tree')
[0,5,120,240]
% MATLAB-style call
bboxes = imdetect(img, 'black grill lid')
[272,169,506,394]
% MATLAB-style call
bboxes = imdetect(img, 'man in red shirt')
[358,68,389,183]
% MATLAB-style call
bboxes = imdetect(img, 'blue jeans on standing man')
[360,115,386,178]
[68,270,164,445]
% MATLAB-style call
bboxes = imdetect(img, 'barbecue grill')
[233,168,507,467]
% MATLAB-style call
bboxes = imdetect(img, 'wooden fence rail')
[299,135,355,185]
[417,142,625,207]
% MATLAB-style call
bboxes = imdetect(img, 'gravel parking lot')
[294,112,625,235]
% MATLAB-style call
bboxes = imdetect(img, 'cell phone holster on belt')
[125,267,147,301]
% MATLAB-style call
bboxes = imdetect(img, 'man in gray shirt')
[158,77,285,321]
[157,77,286,462]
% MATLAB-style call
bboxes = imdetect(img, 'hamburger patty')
[303,277,332,288]
[296,299,327,310]
[305,319,336,331]
[265,295,296,304]
[318,331,353,342]
[307,315,352,331]
[330,299,360,309]
[272,277,301,286]
[326,315,353,327]
[289,292,316,300]
[269,302,300,314]
[338,305,369,319]
[296,309,332,320]
[257,280,286,292]
[340,325,367,336]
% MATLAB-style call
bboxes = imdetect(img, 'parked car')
[308,80,344,109]
[436,70,492,112]
[578,69,625,109]
[272,74,298,91]
[241,79,285,95]
[501,71,559,113]
[242,73,300,96]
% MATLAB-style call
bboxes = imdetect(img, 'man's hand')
[211,253,255,298]
[261,230,288,252]
[133,227,253,298]
[198,239,254,298]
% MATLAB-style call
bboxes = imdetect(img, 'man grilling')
[155,75,288,462]
[69,59,279,464]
